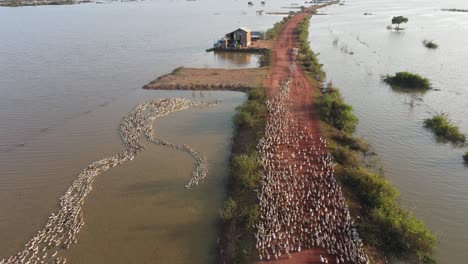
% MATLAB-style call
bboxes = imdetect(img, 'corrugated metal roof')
[238,27,252,32]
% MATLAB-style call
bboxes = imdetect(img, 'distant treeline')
[441,8,468,13]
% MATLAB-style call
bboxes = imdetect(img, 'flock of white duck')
[1,98,220,264]
[254,47,369,263]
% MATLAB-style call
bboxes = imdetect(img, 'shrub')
[240,204,260,228]
[337,168,436,262]
[371,205,436,263]
[338,168,398,208]
[266,16,291,40]
[248,85,267,101]
[296,17,326,80]
[331,130,370,152]
[219,197,237,222]
[317,90,358,134]
[382,72,431,90]
[233,111,256,128]
[258,50,271,67]
[232,153,261,190]
[423,40,438,49]
[233,99,265,128]
[423,113,466,143]
[332,146,361,167]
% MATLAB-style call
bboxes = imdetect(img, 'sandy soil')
[143,67,268,92]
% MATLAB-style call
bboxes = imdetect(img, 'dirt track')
[260,10,344,264]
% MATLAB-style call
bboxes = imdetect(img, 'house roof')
[236,27,252,33]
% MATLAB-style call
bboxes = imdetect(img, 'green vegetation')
[296,16,326,80]
[336,168,436,262]
[318,84,436,263]
[317,88,358,134]
[423,113,466,144]
[391,16,409,30]
[232,153,261,190]
[233,99,266,128]
[266,16,291,40]
[423,40,438,49]
[219,197,237,222]
[219,84,266,263]
[463,151,468,164]
[258,50,271,67]
[382,72,431,90]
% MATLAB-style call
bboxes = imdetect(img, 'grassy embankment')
[297,16,436,263]
[423,40,438,49]
[218,16,299,263]
[218,83,266,264]
[216,17,297,261]
[424,113,466,144]
[382,72,431,91]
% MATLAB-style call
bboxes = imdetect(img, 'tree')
[391,16,408,30]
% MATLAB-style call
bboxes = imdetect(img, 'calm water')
[0,0,289,262]
[309,0,468,262]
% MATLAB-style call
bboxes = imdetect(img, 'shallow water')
[309,0,468,262]
[0,0,290,262]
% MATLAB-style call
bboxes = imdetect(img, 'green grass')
[232,153,261,190]
[382,72,431,90]
[423,40,438,49]
[317,88,358,134]
[296,16,326,81]
[219,85,266,263]
[424,113,466,144]
[258,50,271,67]
[266,16,291,40]
[320,81,436,264]
[336,167,436,263]
[220,197,237,222]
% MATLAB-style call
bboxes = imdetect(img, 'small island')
[423,113,466,144]
[423,39,438,49]
[382,71,431,90]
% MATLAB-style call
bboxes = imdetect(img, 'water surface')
[0,0,289,261]
[309,0,468,262]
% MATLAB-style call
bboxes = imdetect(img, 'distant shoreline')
[0,0,91,7]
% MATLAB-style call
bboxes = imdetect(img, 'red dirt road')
[260,11,340,264]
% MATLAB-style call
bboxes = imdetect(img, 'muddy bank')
[143,67,269,92]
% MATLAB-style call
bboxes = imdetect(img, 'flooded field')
[0,0,289,262]
[309,0,468,262]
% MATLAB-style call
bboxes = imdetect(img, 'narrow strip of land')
[143,67,268,92]
[256,7,367,264]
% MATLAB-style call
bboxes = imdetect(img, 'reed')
[424,113,466,144]
[423,40,438,49]
[382,71,431,90]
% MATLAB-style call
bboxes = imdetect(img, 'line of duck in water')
[1,98,220,264]
[254,48,369,263]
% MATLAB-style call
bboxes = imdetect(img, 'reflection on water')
[309,0,468,262]
[65,92,246,264]
[0,0,285,261]
[214,52,258,67]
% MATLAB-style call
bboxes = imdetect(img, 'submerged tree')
[391,16,409,30]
